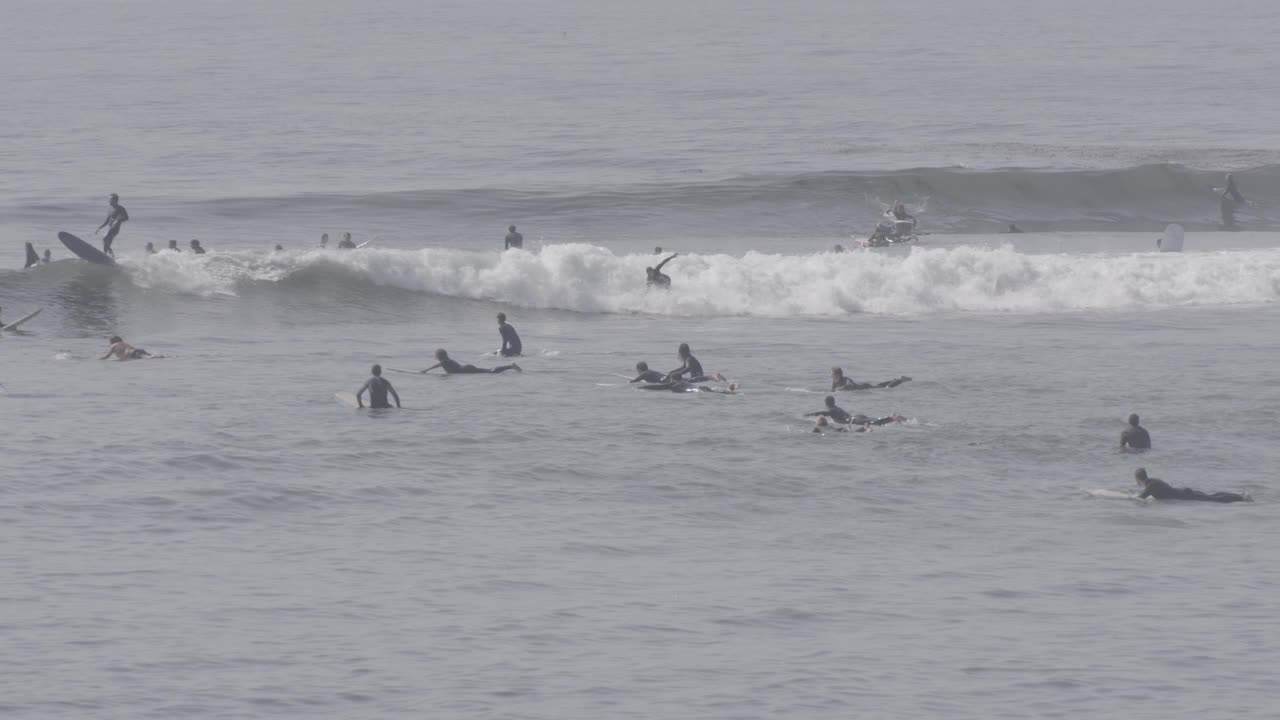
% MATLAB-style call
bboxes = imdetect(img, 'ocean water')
[3,1,1280,718]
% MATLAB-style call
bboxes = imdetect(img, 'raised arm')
[654,253,677,272]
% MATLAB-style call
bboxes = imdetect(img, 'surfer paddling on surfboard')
[100,336,164,361]
[1134,468,1250,503]
[423,349,521,374]
[356,364,400,409]
[95,193,129,257]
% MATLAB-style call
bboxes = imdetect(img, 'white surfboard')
[355,238,376,249]
[1,308,42,331]
[1085,489,1140,500]
[334,392,360,408]
[1159,223,1184,252]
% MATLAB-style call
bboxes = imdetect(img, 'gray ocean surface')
[3,1,1280,718]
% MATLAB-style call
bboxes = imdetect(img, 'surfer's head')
[824,395,836,408]
[109,336,122,344]
[343,233,351,241]
[497,312,507,324]
[190,239,201,248]
[109,193,119,204]
[508,225,516,233]
[833,244,845,253]
[434,349,448,361]
[1128,413,1140,427]
[654,246,663,254]
[831,367,844,380]
[371,364,382,376]
[168,240,178,249]
[1134,468,1150,486]
[677,343,691,359]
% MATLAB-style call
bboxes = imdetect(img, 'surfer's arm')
[654,254,678,272]
[422,362,442,373]
[803,411,830,418]
[388,382,401,408]
[629,374,645,383]
[1137,488,1152,499]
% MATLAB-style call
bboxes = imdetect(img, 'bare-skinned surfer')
[95,193,129,257]
[647,253,677,288]
[1134,468,1249,503]
[1121,413,1151,450]
[831,367,911,391]
[337,233,356,249]
[100,335,164,361]
[423,349,521,374]
[356,364,400,409]
[504,225,524,250]
[497,313,522,357]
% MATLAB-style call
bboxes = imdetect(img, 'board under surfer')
[100,336,164,361]
[423,349,521,374]
[95,193,129,257]
[356,364,401,409]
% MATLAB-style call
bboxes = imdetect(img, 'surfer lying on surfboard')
[101,336,164,361]
[422,349,521,374]
[805,395,904,426]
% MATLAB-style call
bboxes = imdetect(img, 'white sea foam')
[120,244,1280,317]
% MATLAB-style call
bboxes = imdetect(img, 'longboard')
[1,308,42,331]
[355,239,376,249]
[335,392,361,408]
[58,232,115,266]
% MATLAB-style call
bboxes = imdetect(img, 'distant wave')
[111,244,1280,316]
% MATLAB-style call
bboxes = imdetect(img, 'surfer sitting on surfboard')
[100,336,164,361]
[357,364,400,409]
[497,313,522,357]
[95,193,129,257]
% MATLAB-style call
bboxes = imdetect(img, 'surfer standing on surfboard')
[95,193,129,257]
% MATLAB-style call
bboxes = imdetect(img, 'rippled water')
[3,1,1279,718]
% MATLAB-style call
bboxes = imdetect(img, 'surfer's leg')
[103,227,119,256]
[1207,492,1247,503]
[493,364,522,374]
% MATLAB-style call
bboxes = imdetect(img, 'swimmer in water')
[337,233,356,249]
[1121,413,1151,450]
[42,249,51,264]
[666,343,722,383]
[145,242,157,254]
[629,361,666,384]
[356,364,401,409]
[167,240,181,252]
[423,349,521,374]
[504,225,524,250]
[100,336,164,361]
[497,313,522,357]
[831,367,911,391]
[190,239,206,254]
[274,244,284,251]
[646,253,678,288]
[1134,468,1250,503]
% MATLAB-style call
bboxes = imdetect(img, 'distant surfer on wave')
[497,313,522,357]
[95,193,129,257]
[647,253,678,288]
[167,240,181,252]
[101,336,164,361]
[1121,413,1151,450]
[190,239,207,254]
[1134,468,1249,503]
[505,225,524,250]
[1220,173,1246,229]
[42,249,51,264]
[337,233,356,249]
[831,367,911,391]
[356,364,401,409]
[424,349,521,374]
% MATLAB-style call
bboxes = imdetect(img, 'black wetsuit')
[1121,425,1151,450]
[192,244,207,255]
[499,323,522,357]
[337,239,356,249]
[360,376,395,408]
[102,204,128,256]
[669,354,711,382]
[630,370,667,383]
[1139,478,1247,503]
[439,357,517,374]
[833,376,909,391]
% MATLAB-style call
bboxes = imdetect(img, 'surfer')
[42,249,51,264]
[812,416,869,433]
[504,225,524,250]
[24,243,39,268]
[337,233,356,249]
[833,244,846,253]
[497,313,523,357]
[100,336,163,361]
[1007,223,1024,234]
[424,349,521,374]
[647,253,678,288]
[94,193,129,257]
[666,343,722,383]
[629,361,666,384]
[145,242,157,254]
[831,367,911,391]
[866,221,895,246]
[1220,173,1247,229]
[320,233,329,248]
[190,239,207,254]
[892,201,914,224]
[1120,413,1151,450]
[654,246,664,254]
[167,240,181,252]
[356,364,401,409]
[1134,468,1249,503]
[806,395,902,426]
[274,244,284,251]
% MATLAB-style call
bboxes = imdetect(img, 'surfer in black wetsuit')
[424,349,521,374]
[167,240,181,252]
[497,313,522,357]
[666,343,721,383]
[646,253,677,288]
[1134,468,1249,503]
[831,367,911,391]
[806,395,903,426]
[1220,173,1246,229]
[24,243,39,268]
[892,201,914,224]
[357,364,401,409]
[337,233,356,249]
[145,242,157,254]
[190,239,207,254]
[504,225,524,250]
[629,361,666,383]
[95,193,129,257]
[1007,223,1024,234]
[1121,413,1151,450]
